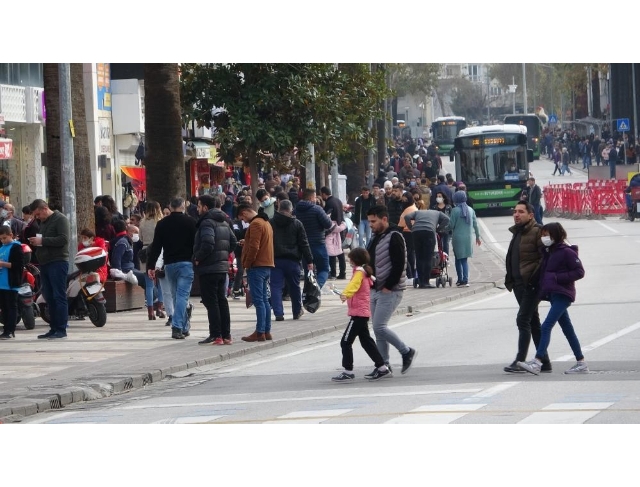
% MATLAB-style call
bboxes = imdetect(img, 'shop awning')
[185,140,219,164]
[0,138,13,159]
[121,165,146,191]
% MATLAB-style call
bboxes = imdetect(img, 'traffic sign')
[548,114,557,125]
[617,118,630,132]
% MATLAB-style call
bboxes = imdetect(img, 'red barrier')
[543,179,627,218]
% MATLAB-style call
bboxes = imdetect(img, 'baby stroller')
[432,234,453,288]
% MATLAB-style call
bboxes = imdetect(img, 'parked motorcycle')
[37,246,108,328]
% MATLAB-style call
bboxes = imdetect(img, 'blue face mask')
[409,181,416,187]
[260,199,271,208]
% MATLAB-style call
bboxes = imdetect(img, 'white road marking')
[518,402,613,424]
[555,321,640,362]
[463,382,519,401]
[596,221,620,234]
[451,291,508,310]
[26,411,79,424]
[264,408,353,424]
[153,415,226,424]
[477,218,507,254]
[118,387,482,410]
[386,403,487,424]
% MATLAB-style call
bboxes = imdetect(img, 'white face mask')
[131,234,140,243]
[541,236,554,247]
[0,210,7,219]
[436,197,444,204]
[81,240,92,247]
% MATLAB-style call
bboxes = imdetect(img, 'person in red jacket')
[78,228,108,284]
[331,248,391,383]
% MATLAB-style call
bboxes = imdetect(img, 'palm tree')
[144,64,185,206]
[43,64,62,211]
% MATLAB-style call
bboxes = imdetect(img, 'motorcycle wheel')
[87,301,107,327]
[39,304,51,324]
[22,306,36,330]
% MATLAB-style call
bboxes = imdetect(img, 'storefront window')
[0,63,43,87]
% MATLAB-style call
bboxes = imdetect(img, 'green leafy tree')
[387,63,442,97]
[180,63,388,200]
[449,78,486,121]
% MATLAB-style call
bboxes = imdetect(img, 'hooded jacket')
[270,211,313,263]
[538,242,584,302]
[295,200,333,246]
[193,208,237,275]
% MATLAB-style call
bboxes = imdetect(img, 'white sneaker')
[125,270,138,285]
[564,361,589,374]
[517,360,541,375]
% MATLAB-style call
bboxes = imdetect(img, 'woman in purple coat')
[518,222,589,375]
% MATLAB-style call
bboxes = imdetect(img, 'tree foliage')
[387,63,442,97]
[180,63,390,195]
[449,78,486,121]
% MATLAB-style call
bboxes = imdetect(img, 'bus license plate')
[487,202,502,208]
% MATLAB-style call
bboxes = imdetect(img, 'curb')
[0,267,505,423]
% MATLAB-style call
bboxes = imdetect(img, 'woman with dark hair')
[139,201,165,319]
[430,190,453,255]
[95,206,116,244]
[101,195,124,223]
[518,222,588,375]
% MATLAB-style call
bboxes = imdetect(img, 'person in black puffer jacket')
[193,195,237,345]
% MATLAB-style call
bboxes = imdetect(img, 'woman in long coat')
[449,191,481,287]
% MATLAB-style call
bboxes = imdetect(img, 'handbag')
[138,246,148,264]
[302,273,322,313]
[155,267,165,279]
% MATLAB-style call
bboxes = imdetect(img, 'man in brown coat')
[503,200,551,373]
[236,202,275,342]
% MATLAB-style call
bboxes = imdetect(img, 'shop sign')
[99,118,112,156]
[0,139,13,159]
[186,141,211,160]
[97,63,112,111]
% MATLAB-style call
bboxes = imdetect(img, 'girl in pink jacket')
[331,248,392,382]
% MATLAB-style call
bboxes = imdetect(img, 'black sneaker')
[504,360,526,374]
[293,309,304,320]
[171,328,185,339]
[337,274,347,280]
[275,316,284,321]
[331,371,355,382]
[364,363,393,379]
[401,348,417,374]
[366,367,392,381]
[0,332,15,340]
[186,303,193,319]
[541,362,553,373]
[37,330,55,339]
[198,336,216,345]
[47,331,67,340]
[165,316,172,327]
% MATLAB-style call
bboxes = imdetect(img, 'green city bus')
[503,114,543,160]
[450,124,534,211]
[431,116,466,155]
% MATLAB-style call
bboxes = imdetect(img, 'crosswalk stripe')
[263,408,353,424]
[153,415,226,424]
[518,402,614,424]
[385,403,487,424]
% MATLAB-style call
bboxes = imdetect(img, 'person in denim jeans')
[518,222,589,375]
[29,199,70,340]
[296,189,333,289]
[146,198,196,340]
[236,203,275,342]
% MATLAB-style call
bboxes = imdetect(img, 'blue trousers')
[164,261,194,332]
[536,293,584,362]
[247,267,272,333]
[270,258,302,318]
[40,260,69,333]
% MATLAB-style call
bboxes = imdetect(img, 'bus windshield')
[459,145,528,184]
[432,123,460,142]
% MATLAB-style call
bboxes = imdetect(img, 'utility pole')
[59,63,77,271]
[377,64,387,175]
[633,64,638,144]
[367,64,375,187]
[522,63,528,114]
[306,143,316,190]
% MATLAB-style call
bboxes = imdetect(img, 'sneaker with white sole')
[331,371,355,382]
[401,348,417,374]
[564,361,589,374]
[365,367,392,381]
[364,364,392,379]
[517,360,541,375]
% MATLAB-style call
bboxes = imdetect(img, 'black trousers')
[0,290,18,335]
[329,253,346,277]
[413,230,436,286]
[341,316,385,371]
[403,232,416,279]
[513,284,550,364]
[199,272,231,339]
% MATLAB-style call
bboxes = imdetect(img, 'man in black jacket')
[270,200,313,321]
[526,177,543,224]
[352,186,374,248]
[147,197,197,340]
[386,184,405,226]
[194,195,237,345]
[320,186,346,279]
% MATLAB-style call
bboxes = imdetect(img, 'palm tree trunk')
[144,64,185,206]
[43,64,62,211]
[70,63,95,233]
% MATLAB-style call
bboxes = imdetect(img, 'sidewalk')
[0,241,506,423]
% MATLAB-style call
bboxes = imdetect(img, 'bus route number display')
[457,133,525,149]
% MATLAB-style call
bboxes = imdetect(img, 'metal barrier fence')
[543,180,627,219]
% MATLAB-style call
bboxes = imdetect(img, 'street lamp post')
[508,77,518,114]
[522,63,528,114]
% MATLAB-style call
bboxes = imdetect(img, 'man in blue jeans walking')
[146,198,196,340]
[29,199,70,340]
[236,203,275,342]
[296,188,333,289]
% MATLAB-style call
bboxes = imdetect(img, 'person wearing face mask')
[430,191,453,256]
[78,228,108,283]
[0,203,25,240]
[518,222,588,375]
[109,219,149,311]
[256,188,276,219]
[503,201,551,374]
